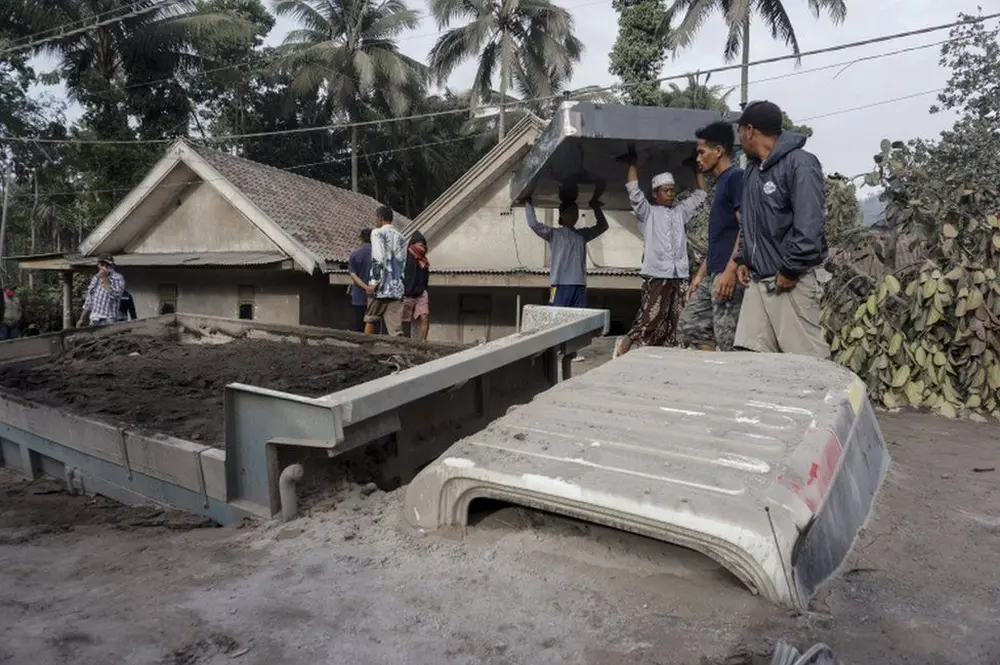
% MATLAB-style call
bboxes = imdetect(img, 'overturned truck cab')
[404,347,890,609]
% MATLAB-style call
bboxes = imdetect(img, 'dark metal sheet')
[510,103,739,211]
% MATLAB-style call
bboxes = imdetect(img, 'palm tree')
[274,0,427,192]
[4,0,254,216]
[663,73,733,112]
[428,0,584,141]
[664,0,847,107]
[5,0,253,129]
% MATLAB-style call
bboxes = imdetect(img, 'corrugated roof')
[187,143,412,264]
[326,265,641,277]
[69,252,289,268]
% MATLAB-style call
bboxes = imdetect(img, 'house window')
[238,285,255,320]
[158,284,177,315]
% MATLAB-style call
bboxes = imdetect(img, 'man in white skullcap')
[614,146,707,357]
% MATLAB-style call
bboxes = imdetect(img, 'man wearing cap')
[615,147,707,357]
[733,100,829,358]
[78,255,126,327]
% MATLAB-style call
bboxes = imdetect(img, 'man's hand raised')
[615,143,638,165]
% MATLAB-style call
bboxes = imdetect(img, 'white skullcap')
[651,172,675,189]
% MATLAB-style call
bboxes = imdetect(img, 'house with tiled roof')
[327,114,645,343]
[19,139,406,328]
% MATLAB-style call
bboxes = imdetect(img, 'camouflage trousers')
[677,272,745,351]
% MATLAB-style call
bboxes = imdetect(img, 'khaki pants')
[364,298,404,336]
[733,270,829,359]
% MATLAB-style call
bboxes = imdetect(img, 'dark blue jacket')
[736,132,828,280]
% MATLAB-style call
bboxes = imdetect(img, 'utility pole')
[0,161,11,282]
[739,14,750,109]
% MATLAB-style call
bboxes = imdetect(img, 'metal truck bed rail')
[1,307,609,523]
[404,347,890,608]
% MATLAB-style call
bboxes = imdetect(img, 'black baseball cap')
[97,254,115,266]
[737,100,783,134]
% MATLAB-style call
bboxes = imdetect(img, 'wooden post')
[62,271,73,329]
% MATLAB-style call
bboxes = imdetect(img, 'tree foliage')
[822,13,1000,421]
[664,0,847,62]
[3,0,561,323]
[823,174,861,247]
[662,73,733,112]
[428,0,583,140]
[608,0,669,106]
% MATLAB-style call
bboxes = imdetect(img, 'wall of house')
[426,173,646,272]
[126,183,279,254]
[419,286,641,344]
[121,268,351,328]
[300,274,356,329]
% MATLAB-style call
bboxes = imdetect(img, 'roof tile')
[187,143,411,264]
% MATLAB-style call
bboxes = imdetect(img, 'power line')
[3,0,155,49]
[72,0,610,100]
[1,1,184,56]
[3,11,996,146]
[619,12,1000,95]
[798,88,944,122]
[9,132,493,199]
[741,33,977,88]
[8,78,946,202]
[94,14,974,109]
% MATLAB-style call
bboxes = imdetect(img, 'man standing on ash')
[614,146,707,358]
[732,100,830,359]
[677,121,745,351]
[78,255,126,327]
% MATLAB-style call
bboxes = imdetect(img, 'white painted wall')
[427,173,645,272]
[127,183,278,254]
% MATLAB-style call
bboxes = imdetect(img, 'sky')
[32,0,994,190]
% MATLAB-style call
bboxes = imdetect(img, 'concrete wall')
[300,275,355,329]
[422,286,640,343]
[126,183,279,254]
[121,268,353,329]
[427,172,646,272]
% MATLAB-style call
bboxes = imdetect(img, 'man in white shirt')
[364,206,407,336]
[615,148,707,357]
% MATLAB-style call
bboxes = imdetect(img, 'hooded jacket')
[736,131,827,280]
[403,231,430,297]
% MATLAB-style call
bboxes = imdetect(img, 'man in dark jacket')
[402,231,430,340]
[732,100,830,359]
[118,290,137,322]
[348,229,374,332]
